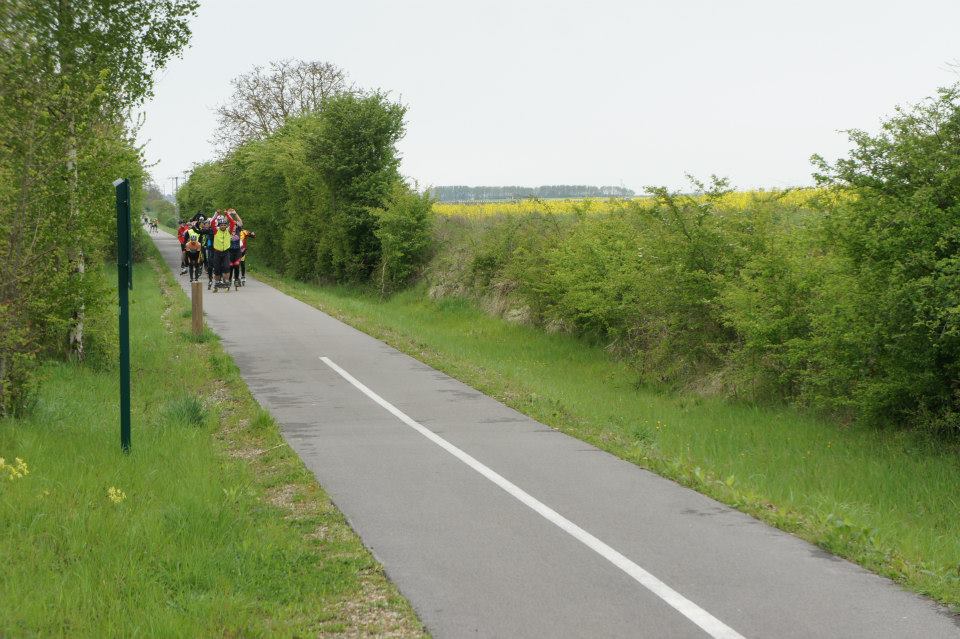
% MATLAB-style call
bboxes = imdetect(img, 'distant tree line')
[428,185,635,202]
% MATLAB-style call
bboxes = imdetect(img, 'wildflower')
[107,486,127,503]
[0,456,29,480]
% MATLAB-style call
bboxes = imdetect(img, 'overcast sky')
[139,0,960,195]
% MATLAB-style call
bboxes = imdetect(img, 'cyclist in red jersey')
[176,220,190,275]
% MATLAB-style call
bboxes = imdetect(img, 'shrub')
[807,84,960,432]
[305,92,406,282]
[716,201,823,399]
[373,183,434,293]
[0,305,38,417]
[425,84,960,435]
[486,178,752,386]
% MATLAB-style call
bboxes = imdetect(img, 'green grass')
[253,266,960,611]
[0,256,426,637]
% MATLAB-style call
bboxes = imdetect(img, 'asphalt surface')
[153,230,959,638]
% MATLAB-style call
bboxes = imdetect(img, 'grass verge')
[252,265,960,612]
[0,255,426,637]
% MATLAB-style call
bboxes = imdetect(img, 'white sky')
[139,0,960,195]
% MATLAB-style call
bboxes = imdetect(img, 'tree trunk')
[57,0,84,360]
[66,116,84,361]
[0,347,7,417]
[380,256,387,297]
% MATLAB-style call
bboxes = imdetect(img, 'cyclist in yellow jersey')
[210,210,241,291]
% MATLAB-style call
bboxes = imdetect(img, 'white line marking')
[320,356,746,639]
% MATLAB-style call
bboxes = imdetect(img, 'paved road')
[153,231,959,638]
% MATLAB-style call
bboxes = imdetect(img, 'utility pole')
[168,176,181,218]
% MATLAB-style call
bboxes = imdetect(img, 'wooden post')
[191,281,203,336]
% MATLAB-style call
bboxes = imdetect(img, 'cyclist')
[184,227,204,282]
[226,209,244,290]
[176,220,190,275]
[239,227,256,284]
[193,218,214,289]
[210,210,241,292]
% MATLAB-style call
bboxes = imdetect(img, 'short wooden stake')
[191,281,203,336]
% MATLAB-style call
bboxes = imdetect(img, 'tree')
[144,180,176,226]
[31,0,198,358]
[0,0,195,411]
[373,184,434,294]
[305,91,407,281]
[178,86,415,288]
[809,84,960,431]
[177,162,224,217]
[213,60,350,150]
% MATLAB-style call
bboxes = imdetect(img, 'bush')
[427,86,960,434]
[428,212,568,307]
[373,184,433,293]
[717,213,822,399]
[0,305,38,417]
[131,222,152,262]
[805,85,960,432]
[306,92,406,282]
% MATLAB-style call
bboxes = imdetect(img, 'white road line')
[320,356,747,639]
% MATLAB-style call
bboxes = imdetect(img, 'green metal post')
[114,178,132,453]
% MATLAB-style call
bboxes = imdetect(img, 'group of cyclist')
[142,215,159,233]
[176,209,255,292]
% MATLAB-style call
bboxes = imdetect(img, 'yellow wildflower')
[107,486,127,503]
[0,456,29,480]
[432,189,829,219]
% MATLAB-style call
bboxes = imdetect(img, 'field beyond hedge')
[430,187,824,218]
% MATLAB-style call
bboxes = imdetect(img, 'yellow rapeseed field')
[432,188,827,218]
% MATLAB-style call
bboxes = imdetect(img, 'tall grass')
[0,260,425,637]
